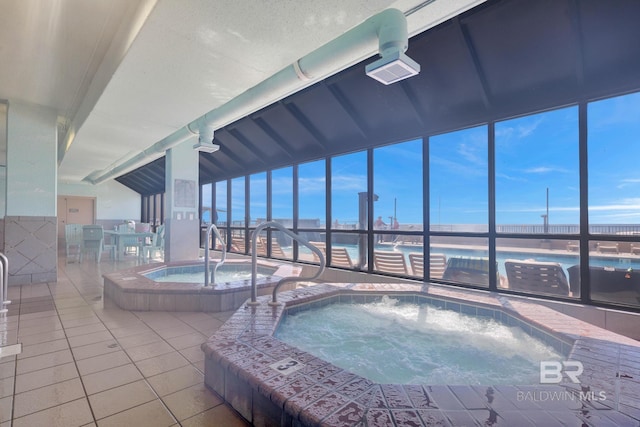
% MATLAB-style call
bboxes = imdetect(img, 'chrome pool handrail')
[248,221,325,306]
[204,224,226,287]
[0,252,10,314]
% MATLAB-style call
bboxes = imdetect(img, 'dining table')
[104,230,154,261]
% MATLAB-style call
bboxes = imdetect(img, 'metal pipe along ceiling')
[84,8,412,185]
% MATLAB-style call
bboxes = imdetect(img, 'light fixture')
[193,140,220,153]
[365,50,420,85]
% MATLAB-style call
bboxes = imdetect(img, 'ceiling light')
[365,51,420,85]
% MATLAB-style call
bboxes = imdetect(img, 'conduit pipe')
[84,8,412,184]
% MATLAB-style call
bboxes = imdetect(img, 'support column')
[164,139,200,262]
[5,101,58,285]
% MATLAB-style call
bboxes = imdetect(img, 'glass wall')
[495,107,579,232]
[200,90,640,311]
[587,92,640,307]
[229,177,246,253]
[331,151,367,230]
[429,126,488,232]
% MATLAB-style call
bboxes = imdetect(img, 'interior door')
[57,196,96,239]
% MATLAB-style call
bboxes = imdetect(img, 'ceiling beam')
[453,16,492,110]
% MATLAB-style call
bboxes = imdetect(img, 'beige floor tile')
[54,297,89,309]
[16,349,73,375]
[96,399,176,427]
[15,310,57,321]
[67,330,114,348]
[63,321,106,337]
[59,310,100,321]
[147,365,203,397]
[165,332,207,350]
[88,379,157,420]
[108,323,152,339]
[0,376,13,398]
[17,321,63,338]
[12,397,93,427]
[82,363,143,395]
[126,340,175,362]
[116,331,162,349]
[71,339,120,360]
[155,324,198,339]
[17,315,60,330]
[179,344,206,363]
[12,377,85,418]
[162,383,223,421]
[193,359,205,374]
[76,350,132,376]
[15,362,78,393]
[16,328,66,346]
[0,360,15,380]
[134,351,190,378]
[18,338,69,359]
[181,403,250,427]
[0,395,12,423]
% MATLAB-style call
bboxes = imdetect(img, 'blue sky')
[206,91,640,227]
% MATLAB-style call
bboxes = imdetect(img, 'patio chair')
[504,259,570,296]
[142,224,164,262]
[81,225,105,262]
[442,257,492,287]
[65,224,84,263]
[373,250,408,275]
[630,243,640,255]
[117,223,142,256]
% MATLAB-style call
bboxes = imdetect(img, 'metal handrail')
[248,221,325,306]
[0,252,10,314]
[204,224,226,287]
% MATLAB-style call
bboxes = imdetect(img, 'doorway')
[57,196,96,240]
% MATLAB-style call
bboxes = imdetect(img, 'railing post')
[247,221,325,306]
[204,224,226,287]
[0,252,9,314]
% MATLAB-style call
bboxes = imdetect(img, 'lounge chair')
[407,253,447,279]
[596,242,619,254]
[309,241,326,262]
[442,257,492,287]
[330,247,354,268]
[630,243,640,255]
[504,259,569,296]
[373,250,408,275]
[231,236,247,253]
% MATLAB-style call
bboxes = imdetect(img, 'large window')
[429,126,488,232]
[197,90,640,311]
[373,139,423,242]
[299,160,326,228]
[587,92,640,307]
[332,151,367,230]
[249,172,267,226]
[496,107,579,232]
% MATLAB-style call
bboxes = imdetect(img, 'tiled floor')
[0,253,249,426]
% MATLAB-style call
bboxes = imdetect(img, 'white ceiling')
[0,0,484,187]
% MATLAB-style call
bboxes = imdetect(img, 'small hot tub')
[103,259,301,312]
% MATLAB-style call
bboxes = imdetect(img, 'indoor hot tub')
[201,282,640,426]
[103,259,301,312]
